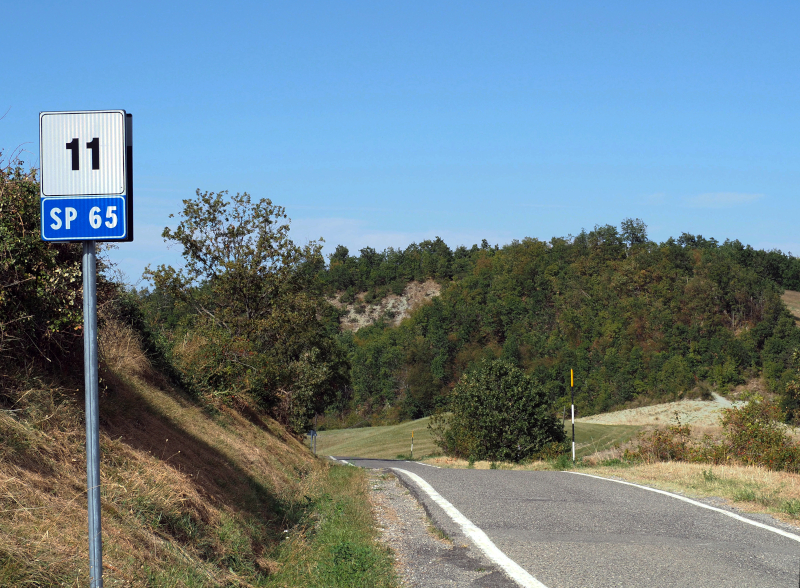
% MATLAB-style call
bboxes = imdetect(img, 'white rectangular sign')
[40,110,126,197]
[39,110,132,241]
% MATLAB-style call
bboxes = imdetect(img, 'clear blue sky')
[4,1,799,285]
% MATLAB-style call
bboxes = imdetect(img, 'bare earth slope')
[331,279,441,331]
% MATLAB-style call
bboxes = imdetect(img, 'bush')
[718,396,799,470]
[626,422,693,463]
[429,359,565,462]
[626,396,800,472]
[0,153,91,382]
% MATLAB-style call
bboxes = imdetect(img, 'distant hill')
[321,223,800,424]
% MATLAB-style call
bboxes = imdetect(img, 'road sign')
[39,109,134,588]
[40,110,133,241]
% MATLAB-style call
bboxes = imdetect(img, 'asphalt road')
[340,457,800,588]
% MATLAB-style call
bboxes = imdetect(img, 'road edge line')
[392,467,548,588]
[567,471,800,543]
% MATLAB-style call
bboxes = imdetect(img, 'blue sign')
[41,196,128,241]
[39,110,133,242]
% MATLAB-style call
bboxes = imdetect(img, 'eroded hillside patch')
[331,279,441,331]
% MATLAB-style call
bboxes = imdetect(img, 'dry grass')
[0,316,326,586]
[783,289,800,326]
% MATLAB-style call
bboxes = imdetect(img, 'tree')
[145,190,347,432]
[620,217,648,246]
[430,359,565,462]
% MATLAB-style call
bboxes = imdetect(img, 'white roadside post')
[571,369,575,462]
[40,110,133,588]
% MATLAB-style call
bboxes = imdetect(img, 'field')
[318,417,438,459]
[783,289,800,326]
[318,417,642,460]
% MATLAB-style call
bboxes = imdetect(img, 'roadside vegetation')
[1,152,397,587]
[142,189,348,435]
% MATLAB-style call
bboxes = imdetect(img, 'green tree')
[145,189,347,432]
[430,359,565,462]
[620,217,648,246]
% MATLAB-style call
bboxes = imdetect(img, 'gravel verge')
[369,469,516,588]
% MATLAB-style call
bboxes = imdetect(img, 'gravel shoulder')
[369,469,515,588]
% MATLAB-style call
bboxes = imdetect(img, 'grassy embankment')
[319,416,641,460]
[783,289,800,326]
[0,316,397,587]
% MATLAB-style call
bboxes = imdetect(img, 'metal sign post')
[40,110,133,588]
[82,241,102,586]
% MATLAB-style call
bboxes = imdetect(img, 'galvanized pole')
[83,241,103,588]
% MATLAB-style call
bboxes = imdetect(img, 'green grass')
[264,465,398,588]
[318,417,642,460]
[570,422,642,458]
[319,417,437,460]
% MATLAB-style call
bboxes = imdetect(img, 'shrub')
[718,396,799,471]
[626,422,692,463]
[429,359,565,462]
[626,396,800,472]
[0,152,93,381]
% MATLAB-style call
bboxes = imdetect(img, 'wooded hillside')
[321,222,800,423]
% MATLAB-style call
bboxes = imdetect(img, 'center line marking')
[393,468,548,588]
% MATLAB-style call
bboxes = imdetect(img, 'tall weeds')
[626,397,800,472]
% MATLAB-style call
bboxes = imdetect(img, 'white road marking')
[568,471,800,543]
[329,456,355,467]
[393,468,549,588]
[414,461,441,468]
